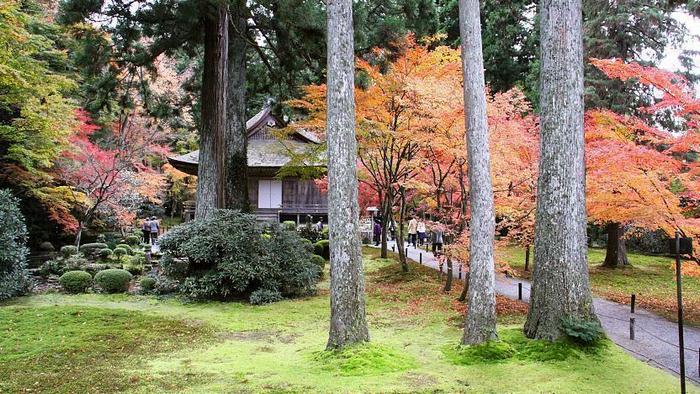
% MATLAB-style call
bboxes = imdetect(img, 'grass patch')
[499,245,700,326]
[0,250,695,393]
[0,305,213,393]
[310,343,418,376]
[443,328,607,366]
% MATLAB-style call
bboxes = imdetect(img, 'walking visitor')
[149,216,159,245]
[408,216,418,247]
[417,218,426,246]
[373,220,382,246]
[431,220,444,255]
[141,217,151,244]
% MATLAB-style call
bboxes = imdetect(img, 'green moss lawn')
[1,251,695,393]
[499,245,700,326]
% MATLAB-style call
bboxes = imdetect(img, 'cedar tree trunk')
[524,0,598,341]
[603,222,629,267]
[225,0,249,212]
[460,0,498,345]
[195,1,228,219]
[326,0,370,350]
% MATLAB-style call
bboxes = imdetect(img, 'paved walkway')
[373,240,700,385]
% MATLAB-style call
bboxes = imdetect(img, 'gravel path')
[372,240,700,385]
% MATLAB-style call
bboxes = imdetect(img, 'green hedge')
[314,240,330,260]
[59,271,92,294]
[94,269,132,293]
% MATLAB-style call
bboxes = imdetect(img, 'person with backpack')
[149,216,160,245]
[141,217,151,244]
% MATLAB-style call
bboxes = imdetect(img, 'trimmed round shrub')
[96,234,106,243]
[314,240,330,260]
[300,238,314,253]
[94,269,132,293]
[63,255,89,272]
[113,247,128,261]
[249,288,283,305]
[99,248,113,259]
[60,245,78,258]
[159,210,320,301]
[59,271,92,294]
[115,244,133,255]
[282,221,297,231]
[80,243,108,253]
[321,226,329,240]
[139,277,156,293]
[39,241,55,252]
[310,254,326,270]
[125,235,141,246]
[0,190,31,301]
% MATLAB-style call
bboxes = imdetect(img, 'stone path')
[373,240,700,386]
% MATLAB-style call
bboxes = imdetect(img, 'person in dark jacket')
[149,217,159,245]
[373,221,382,246]
[141,218,151,244]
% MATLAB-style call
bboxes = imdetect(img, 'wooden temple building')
[168,107,328,223]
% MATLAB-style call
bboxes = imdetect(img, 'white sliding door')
[258,179,282,208]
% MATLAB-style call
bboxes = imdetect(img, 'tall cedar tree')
[325,0,370,350]
[195,1,228,219]
[524,0,597,340]
[226,0,250,211]
[459,0,497,344]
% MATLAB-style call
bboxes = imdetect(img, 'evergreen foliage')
[159,210,320,302]
[0,189,31,300]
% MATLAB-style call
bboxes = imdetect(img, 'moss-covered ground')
[1,251,696,393]
[499,245,700,326]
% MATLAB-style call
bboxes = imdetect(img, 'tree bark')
[524,0,598,341]
[444,257,453,292]
[459,0,498,345]
[225,0,249,212]
[195,0,228,220]
[603,222,629,267]
[326,0,370,350]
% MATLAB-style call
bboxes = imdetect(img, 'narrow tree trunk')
[398,186,408,272]
[444,257,453,292]
[225,0,249,212]
[524,244,530,272]
[458,272,469,301]
[460,0,497,345]
[326,0,369,350]
[380,191,391,258]
[524,0,597,341]
[603,222,629,267]
[195,1,228,220]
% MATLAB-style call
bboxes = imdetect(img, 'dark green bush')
[99,248,113,259]
[80,243,108,253]
[39,241,55,252]
[282,221,297,231]
[59,271,92,293]
[113,247,128,261]
[125,235,141,246]
[139,277,156,293]
[115,244,133,255]
[314,240,330,260]
[159,210,320,301]
[96,234,106,243]
[60,245,78,258]
[249,288,283,305]
[94,269,133,293]
[310,254,325,270]
[300,238,314,253]
[561,317,604,345]
[63,255,89,272]
[321,226,329,240]
[0,190,31,300]
[298,225,322,242]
